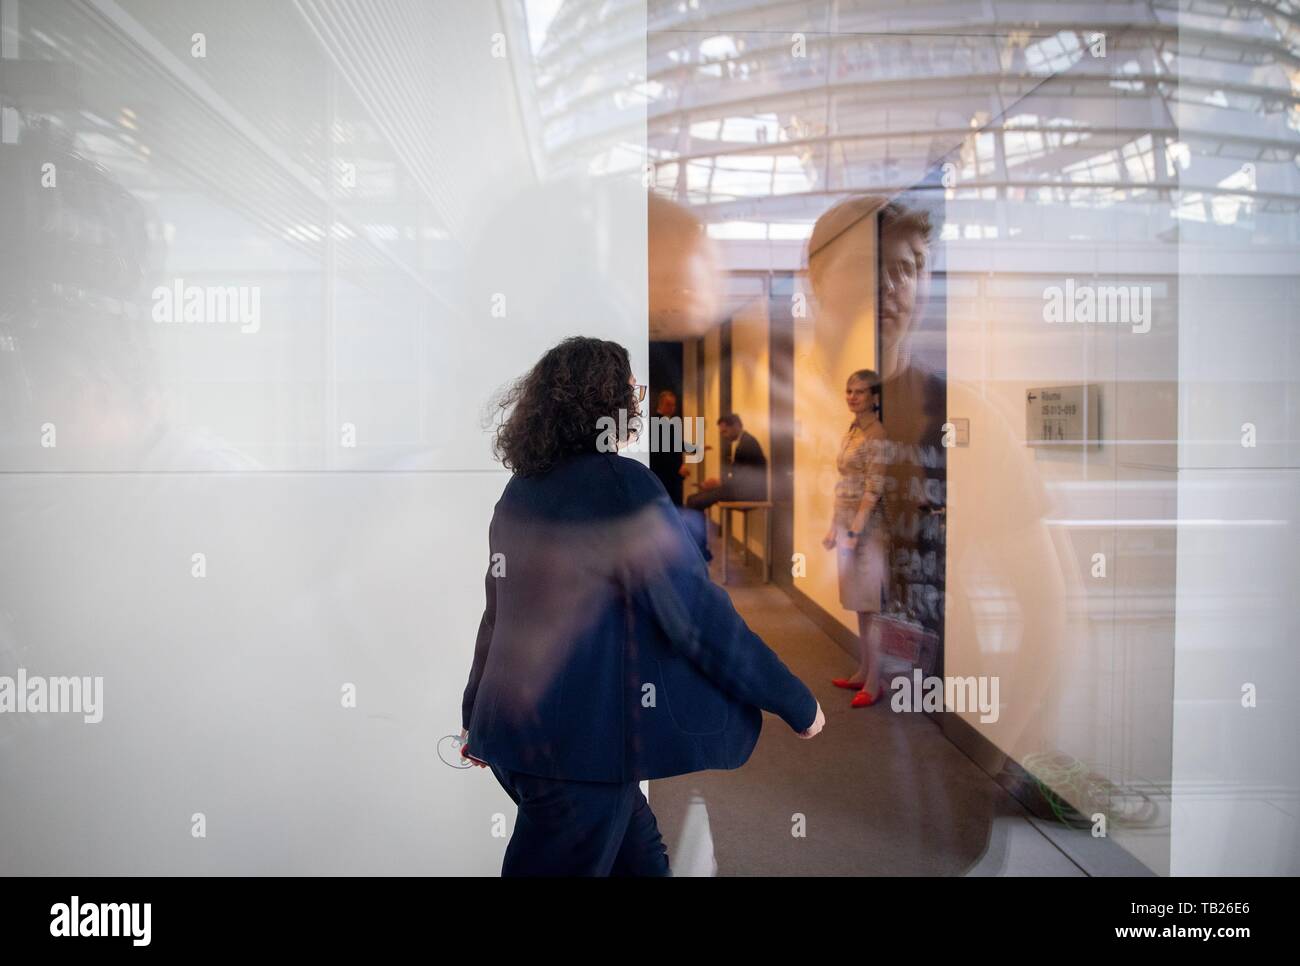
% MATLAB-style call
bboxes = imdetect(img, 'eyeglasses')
[633,384,647,403]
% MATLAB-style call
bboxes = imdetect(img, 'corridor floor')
[648,544,1107,876]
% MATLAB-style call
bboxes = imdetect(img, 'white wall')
[729,294,771,560]
[1162,13,1300,873]
[1169,263,1300,875]
[792,245,878,633]
[942,236,1300,876]
[700,324,722,523]
[942,237,1181,875]
[0,0,648,874]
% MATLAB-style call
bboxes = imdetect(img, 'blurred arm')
[619,479,816,733]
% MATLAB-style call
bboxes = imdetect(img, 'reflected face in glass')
[880,230,929,351]
[845,378,874,417]
[656,392,677,417]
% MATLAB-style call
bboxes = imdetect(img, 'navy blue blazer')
[461,450,817,783]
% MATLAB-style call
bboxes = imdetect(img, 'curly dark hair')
[491,336,641,477]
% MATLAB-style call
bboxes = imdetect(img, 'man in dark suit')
[685,413,767,510]
[647,389,691,505]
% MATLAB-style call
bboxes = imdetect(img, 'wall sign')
[1026,385,1100,447]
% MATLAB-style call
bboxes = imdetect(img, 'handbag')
[876,601,940,677]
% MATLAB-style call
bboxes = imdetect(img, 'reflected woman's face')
[845,378,873,416]
[814,219,929,355]
[880,230,928,351]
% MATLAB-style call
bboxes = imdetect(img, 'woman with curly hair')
[458,335,823,876]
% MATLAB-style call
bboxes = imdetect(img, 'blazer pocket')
[655,656,730,736]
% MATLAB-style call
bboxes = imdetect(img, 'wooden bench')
[716,500,773,584]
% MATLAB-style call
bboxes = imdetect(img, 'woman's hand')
[822,528,837,550]
[797,702,825,738]
[458,728,488,768]
[842,512,867,551]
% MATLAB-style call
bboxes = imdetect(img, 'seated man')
[686,413,768,510]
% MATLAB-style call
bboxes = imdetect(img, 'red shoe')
[850,683,885,708]
[831,677,866,690]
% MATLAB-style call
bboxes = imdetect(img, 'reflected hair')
[491,336,640,477]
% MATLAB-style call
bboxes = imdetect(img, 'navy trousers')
[489,763,672,877]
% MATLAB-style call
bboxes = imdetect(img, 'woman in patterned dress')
[822,369,891,707]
